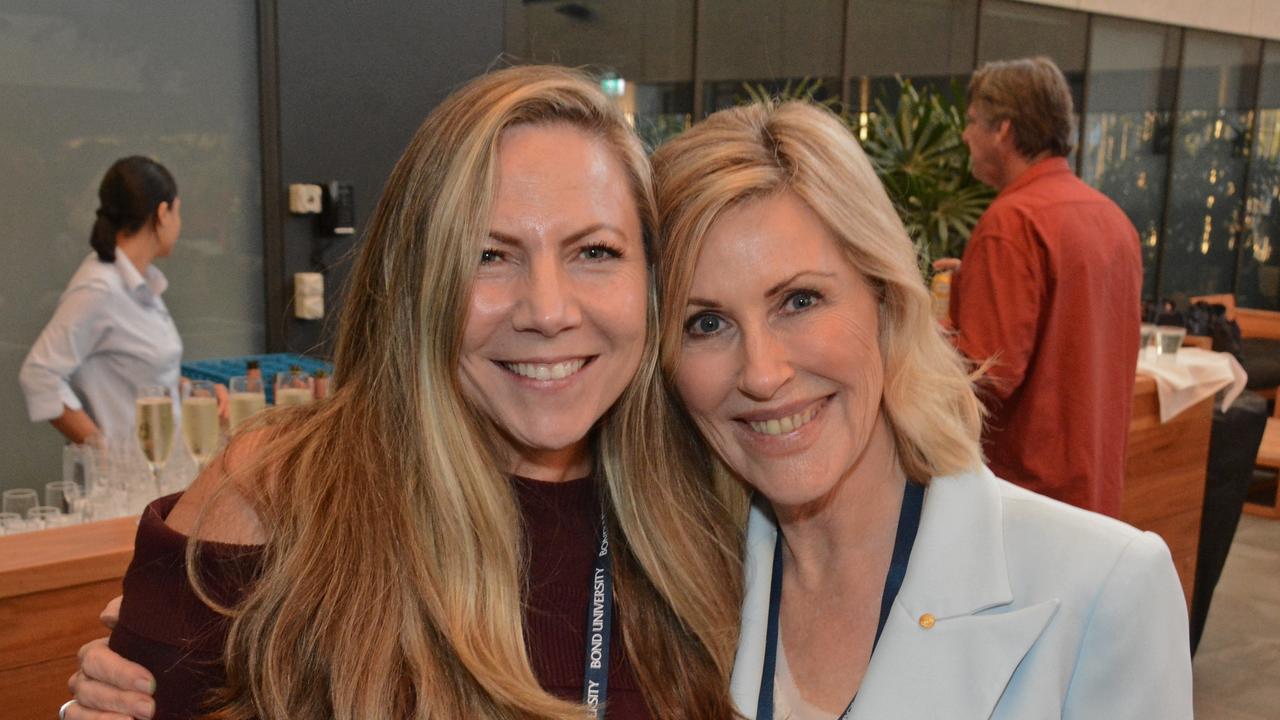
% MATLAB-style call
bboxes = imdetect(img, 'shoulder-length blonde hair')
[651,100,983,487]
[201,65,742,720]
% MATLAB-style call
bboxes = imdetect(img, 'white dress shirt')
[20,250,183,445]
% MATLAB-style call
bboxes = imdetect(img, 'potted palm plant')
[862,79,994,276]
[734,77,994,278]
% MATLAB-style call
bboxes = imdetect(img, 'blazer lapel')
[851,467,1058,719]
[849,599,1058,719]
[730,468,1060,719]
[730,499,780,716]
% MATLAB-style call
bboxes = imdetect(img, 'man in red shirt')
[948,57,1142,517]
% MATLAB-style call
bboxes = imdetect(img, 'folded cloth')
[1137,347,1248,423]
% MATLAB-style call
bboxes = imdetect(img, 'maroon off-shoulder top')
[109,476,649,719]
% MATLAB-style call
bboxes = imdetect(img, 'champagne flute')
[274,366,314,406]
[182,380,220,469]
[228,375,267,430]
[45,480,82,515]
[136,385,175,484]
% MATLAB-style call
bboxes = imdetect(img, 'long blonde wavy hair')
[196,66,743,720]
[650,100,983,489]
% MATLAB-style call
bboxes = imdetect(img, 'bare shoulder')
[166,428,274,544]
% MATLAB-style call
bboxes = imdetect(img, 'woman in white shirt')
[20,156,184,447]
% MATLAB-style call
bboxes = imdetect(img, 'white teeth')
[502,359,587,381]
[749,403,821,436]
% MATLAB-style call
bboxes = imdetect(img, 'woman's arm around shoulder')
[1062,530,1193,719]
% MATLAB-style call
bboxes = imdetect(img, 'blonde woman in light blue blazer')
[651,98,1192,719]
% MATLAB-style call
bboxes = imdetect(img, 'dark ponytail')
[90,156,178,263]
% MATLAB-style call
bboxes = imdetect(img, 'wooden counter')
[0,516,137,720]
[1120,374,1212,607]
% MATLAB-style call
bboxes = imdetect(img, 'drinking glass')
[1140,323,1157,359]
[3,488,37,518]
[105,440,155,516]
[84,439,128,520]
[1156,325,1186,363]
[182,380,220,468]
[28,505,65,529]
[45,480,82,515]
[0,512,22,535]
[228,375,267,430]
[274,369,314,406]
[136,385,175,487]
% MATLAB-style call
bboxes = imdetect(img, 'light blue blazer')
[730,466,1193,719]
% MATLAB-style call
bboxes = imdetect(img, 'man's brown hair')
[968,56,1075,158]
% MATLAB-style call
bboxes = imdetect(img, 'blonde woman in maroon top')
[62,66,742,720]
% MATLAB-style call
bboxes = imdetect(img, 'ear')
[994,119,1014,148]
[155,197,179,227]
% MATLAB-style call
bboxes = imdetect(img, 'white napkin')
[1137,347,1249,423]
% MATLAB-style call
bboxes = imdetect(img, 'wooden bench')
[1249,418,1280,519]
[1189,293,1280,411]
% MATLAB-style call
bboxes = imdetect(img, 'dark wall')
[271,0,504,355]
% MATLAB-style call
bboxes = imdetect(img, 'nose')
[511,257,582,336]
[737,323,793,401]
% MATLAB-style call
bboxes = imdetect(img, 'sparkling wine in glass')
[182,380,220,468]
[274,366,314,406]
[136,385,175,476]
[228,375,267,431]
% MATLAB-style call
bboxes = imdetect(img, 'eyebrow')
[686,270,838,310]
[487,223,629,246]
[765,270,837,297]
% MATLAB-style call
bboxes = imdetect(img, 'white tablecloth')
[1137,347,1248,423]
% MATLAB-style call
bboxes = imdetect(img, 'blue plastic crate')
[182,353,333,405]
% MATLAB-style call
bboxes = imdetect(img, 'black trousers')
[1190,390,1268,655]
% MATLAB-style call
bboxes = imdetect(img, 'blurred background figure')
[946,56,1142,517]
[20,156,183,449]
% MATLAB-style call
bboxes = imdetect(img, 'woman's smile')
[675,191,885,507]
[496,356,594,383]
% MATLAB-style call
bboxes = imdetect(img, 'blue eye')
[685,313,724,337]
[784,290,821,312]
[581,244,621,261]
[480,249,503,264]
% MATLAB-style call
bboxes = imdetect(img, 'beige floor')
[1193,513,1280,719]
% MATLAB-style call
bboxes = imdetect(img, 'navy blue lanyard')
[582,514,613,718]
[756,481,924,720]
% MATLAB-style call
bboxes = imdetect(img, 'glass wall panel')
[1238,41,1280,309]
[1080,18,1180,301]
[977,0,1087,167]
[503,0,695,148]
[977,0,1087,109]
[0,0,262,494]
[697,0,844,115]
[846,0,977,119]
[1160,30,1261,300]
